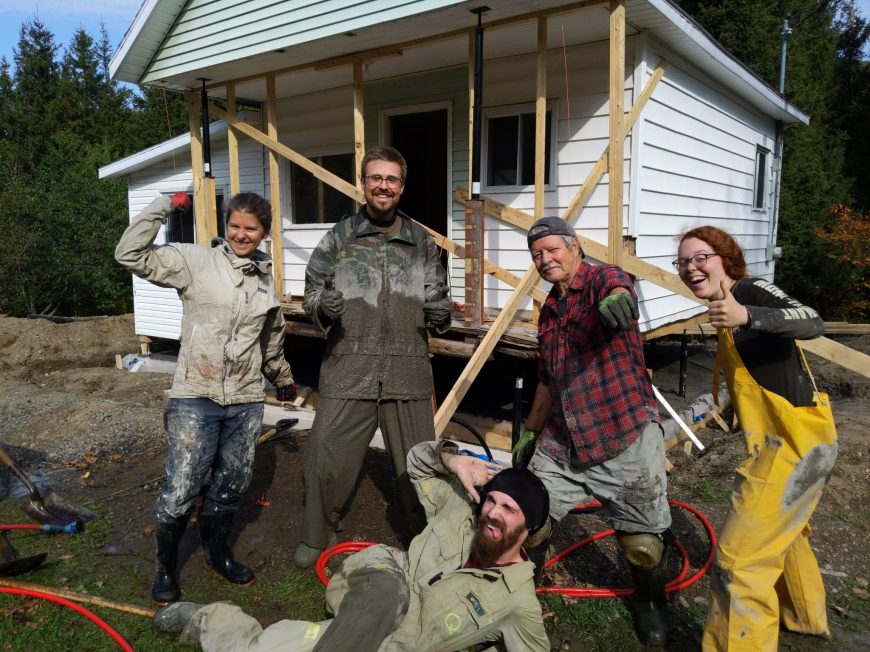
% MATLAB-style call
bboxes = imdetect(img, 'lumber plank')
[265,76,284,298]
[800,337,870,379]
[186,91,208,246]
[608,0,625,265]
[226,84,240,196]
[535,15,547,219]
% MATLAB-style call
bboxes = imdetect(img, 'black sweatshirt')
[730,278,825,407]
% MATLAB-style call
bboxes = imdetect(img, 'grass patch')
[671,477,732,504]
[0,498,328,650]
[830,578,870,634]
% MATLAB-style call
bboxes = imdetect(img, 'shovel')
[0,446,95,526]
[0,531,47,576]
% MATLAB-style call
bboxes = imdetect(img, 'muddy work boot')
[293,542,323,569]
[153,601,204,634]
[152,517,189,605]
[198,512,255,586]
[627,547,670,647]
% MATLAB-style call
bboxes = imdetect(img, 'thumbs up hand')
[319,276,346,320]
[707,279,749,328]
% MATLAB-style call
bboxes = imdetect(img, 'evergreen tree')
[9,19,61,178]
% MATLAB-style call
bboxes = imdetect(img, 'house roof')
[110,0,807,124]
[98,121,227,179]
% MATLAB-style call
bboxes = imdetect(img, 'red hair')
[679,226,747,280]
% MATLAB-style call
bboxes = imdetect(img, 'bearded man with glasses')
[295,146,452,569]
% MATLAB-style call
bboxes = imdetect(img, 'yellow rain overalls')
[702,328,838,651]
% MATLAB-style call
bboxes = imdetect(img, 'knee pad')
[617,532,664,569]
[524,517,553,551]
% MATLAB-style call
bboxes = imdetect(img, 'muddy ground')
[0,314,868,650]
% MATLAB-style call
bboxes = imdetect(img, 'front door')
[388,109,449,260]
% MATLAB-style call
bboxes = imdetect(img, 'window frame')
[481,102,557,192]
[287,150,357,226]
[752,146,769,212]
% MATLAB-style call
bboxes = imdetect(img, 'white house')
[101,0,808,343]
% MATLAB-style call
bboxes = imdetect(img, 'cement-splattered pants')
[528,420,671,533]
[300,396,433,549]
[155,398,264,524]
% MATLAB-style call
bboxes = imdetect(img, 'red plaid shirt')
[537,262,658,466]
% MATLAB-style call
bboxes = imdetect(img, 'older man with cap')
[152,440,550,652]
[515,216,672,647]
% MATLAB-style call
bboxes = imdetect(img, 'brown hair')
[360,146,407,182]
[679,226,747,280]
[224,192,272,234]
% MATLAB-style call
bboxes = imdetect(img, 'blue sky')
[1,0,869,73]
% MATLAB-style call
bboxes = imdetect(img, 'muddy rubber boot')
[152,517,189,605]
[153,601,204,634]
[627,548,670,647]
[198,512,255,586]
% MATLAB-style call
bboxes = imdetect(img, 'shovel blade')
[0,552,47,576]
[23,491,95,527]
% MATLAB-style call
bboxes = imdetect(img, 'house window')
[291,153,356,224]
[164,193,225,243]
[753,147,768,210]
[485,110,552,187]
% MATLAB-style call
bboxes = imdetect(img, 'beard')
[469,514,526,568]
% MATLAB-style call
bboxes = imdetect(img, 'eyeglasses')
[363,174,404,188]
[671,253,719,270]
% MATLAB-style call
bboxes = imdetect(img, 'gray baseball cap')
[527,216,584,257]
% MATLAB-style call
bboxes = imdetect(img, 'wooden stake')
[0,578,156,618]
[227,83,240,197]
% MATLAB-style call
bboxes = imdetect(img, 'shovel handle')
[0,446,41,495]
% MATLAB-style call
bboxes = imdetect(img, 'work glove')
[275,384,297,402]
[170,191,191,211]
[598,292,638,330]
[511,428,539,470]
[423,295,453,329]
[318,278,346,320]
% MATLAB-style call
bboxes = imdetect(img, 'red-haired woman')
[676,226,836,652]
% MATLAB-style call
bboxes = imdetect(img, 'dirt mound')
[0,315,170,464]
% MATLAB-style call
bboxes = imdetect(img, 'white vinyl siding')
[633,46,777,330]
[143,0,466,83]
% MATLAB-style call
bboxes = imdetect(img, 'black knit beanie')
[480,468,549,534]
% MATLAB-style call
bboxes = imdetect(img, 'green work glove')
[512,428,539,469]
[598,292,639,330]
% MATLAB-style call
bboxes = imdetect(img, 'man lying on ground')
[152,440,551,652]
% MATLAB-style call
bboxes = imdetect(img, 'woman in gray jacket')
[115,191,296,604]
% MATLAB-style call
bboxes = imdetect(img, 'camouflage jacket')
[115,196,294,405]
[303,207,448,400]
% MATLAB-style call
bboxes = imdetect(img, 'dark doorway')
[389,109,449,243]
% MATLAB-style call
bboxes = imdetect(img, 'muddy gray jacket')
[303,207,448,400]
[324,440,549,651]
[114,196,294,405]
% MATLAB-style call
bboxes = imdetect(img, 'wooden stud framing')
[227,84,240,196]
[186,91,209,246]
[353,60,365,205]
[265,76,284,299]
[608,0,625,266]
[433,61,667,435]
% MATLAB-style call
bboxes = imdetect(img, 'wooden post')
[608,0,625,266]
[204,176,218,238]
[266,75,284,299]
[468,29,475,193]
[186,91,208,246]
[535,15,547,220]
[227,83,240,197]
[464,200,485,328]
[353,61,365,208]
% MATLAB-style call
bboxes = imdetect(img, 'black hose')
[448,416,494,462]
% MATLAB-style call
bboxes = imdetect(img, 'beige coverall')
[178,441,549,651]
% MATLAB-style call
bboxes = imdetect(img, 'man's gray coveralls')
[177,440,549,651]
[301,207,450,549]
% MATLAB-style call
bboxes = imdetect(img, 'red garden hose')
[0,587,133,651]
[315,499,716,599]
